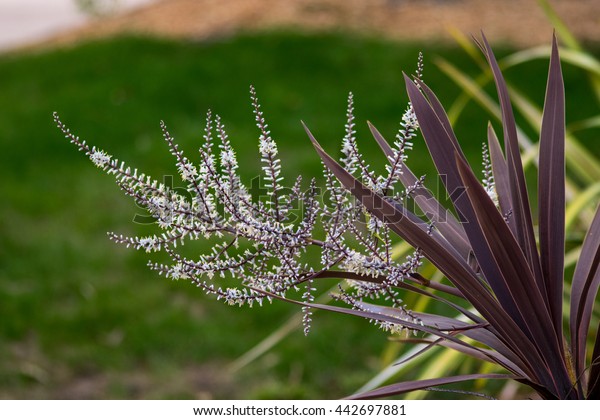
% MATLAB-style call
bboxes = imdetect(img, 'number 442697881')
[334,404,405,416]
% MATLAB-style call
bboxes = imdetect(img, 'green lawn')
[0,31,598,399]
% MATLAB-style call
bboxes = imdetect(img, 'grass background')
[0,31,598,399]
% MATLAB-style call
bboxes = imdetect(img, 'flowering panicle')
[379,104,417,195]
[339,92,377,189]
[251,85,284,222]
[54,57,430,337]
[481,142,498,206]
[340,92,359,175]
[414,51,424,89]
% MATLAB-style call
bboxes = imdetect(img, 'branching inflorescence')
[56,34,600,399]
[54,57,430,338]
[55,58,432,333]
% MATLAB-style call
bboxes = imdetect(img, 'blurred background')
[1,0,599,399]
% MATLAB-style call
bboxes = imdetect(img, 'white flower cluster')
[223,287,244,306]
[138,236,160,253]
[168,263,189,280]
[89,148,112,168]
[481,142,498,206]
[340,92,359,175]
[179,160,198,182]
[380,104,418,194]
[341,251,386,278]
[55,58,438,337]
[258,135,277,156]
[220,149,236,168]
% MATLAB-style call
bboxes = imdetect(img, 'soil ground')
[41,0,600,50]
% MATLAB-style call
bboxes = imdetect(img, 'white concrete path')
[0,0,156,51]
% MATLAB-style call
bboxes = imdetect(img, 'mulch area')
[42,0,600,49]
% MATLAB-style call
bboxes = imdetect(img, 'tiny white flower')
[138,236,158,253]
[179,162,197,181]
[259,137,277,155]
[485,186,499,207]
[481,143,499,207]
[220,150,236,167]
[169,263,188,280]
[224,287,243,305]
[89,149,111,168]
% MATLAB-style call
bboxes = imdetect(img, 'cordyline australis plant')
[55,33,600,400]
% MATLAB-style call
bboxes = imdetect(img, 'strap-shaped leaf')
[392,337,449,366]
[357,301,482,332]
[538,34,566,335]
[587,322,600,399]
[346,373,516,399]
[310,270,532,373]
[359,302,525,374]
[304,301,521,378]
[300,270,530,370]
[456,154,571,396]
[418,81,466,161]
[400,336,525,377]
[476,33,546,300]
[368,121,471,258]
[404,74,532,333]
[253,287,491,362]
[349,305,516,371]
[570,204,600,378]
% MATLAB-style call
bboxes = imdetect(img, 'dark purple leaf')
[538,34,566,335]
[570,204,600,378]
[305,301,524,376]
[306,122,483,293]
[253,287,489,359]
[358,301,481,332]
[406,272,463,298]
[358,301,525,373]
[367,120,394,158]
[418,81,465,160]
[313,271,492,332]
[310,270,530,372]
[456,154,571,396]
[587,322,600,399]
[392,337,448,366]
[477,33,546,299]
[404,75,532,334]
[397,336,525,376]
